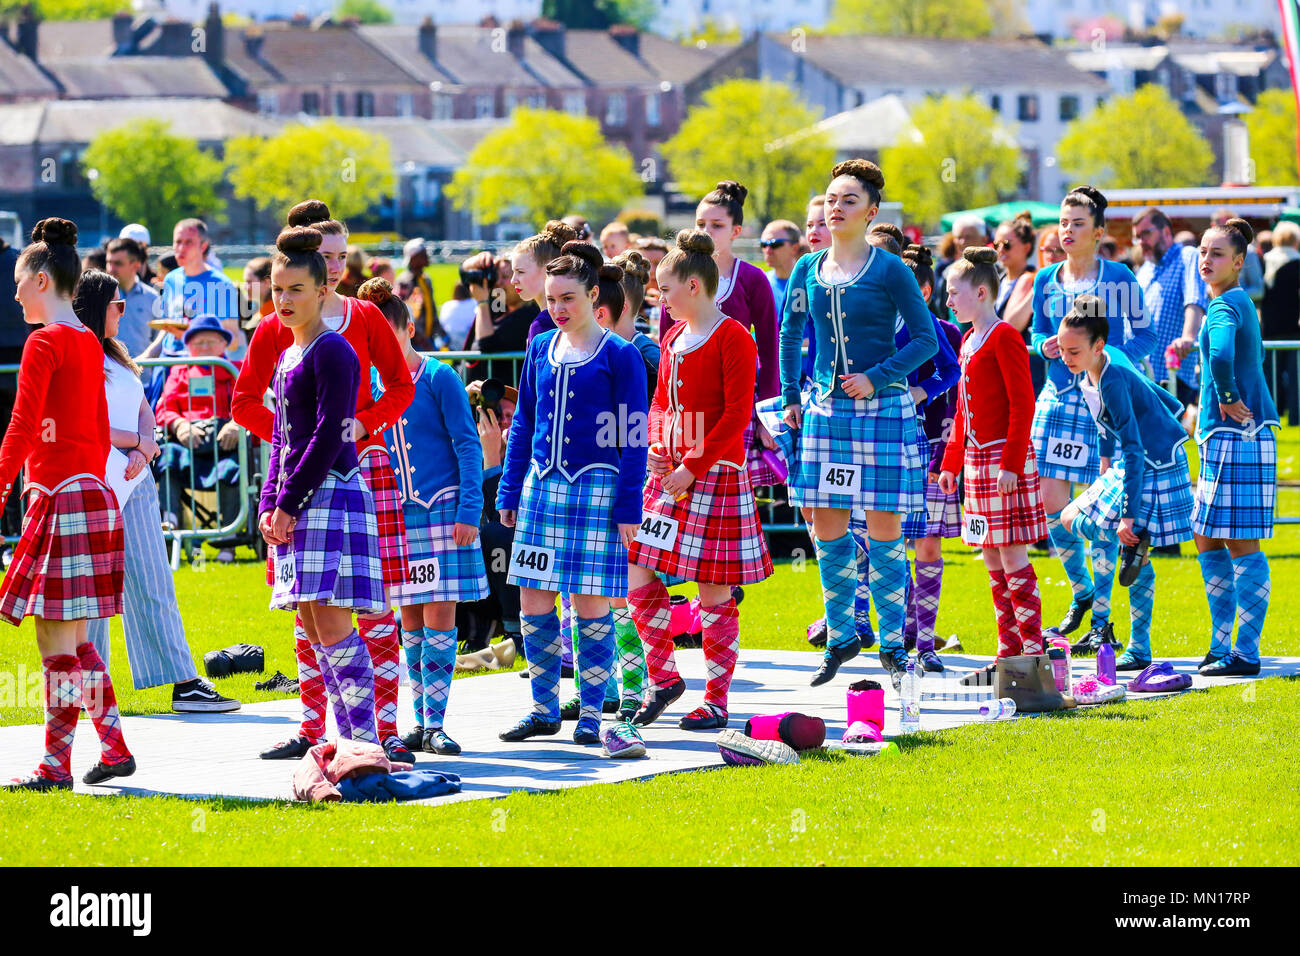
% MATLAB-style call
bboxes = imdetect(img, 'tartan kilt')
[359,451,410,589]
[510,465,628,597]
[388,496,490,604]
[755,395,798,480]
[903,470,963,539]
[960,443,1048,548]
[628,463,773,585]
[270,469,385,613]
[782,389,924,513]
[742,406,786,487]
[0,477,123,625]
[1072,449,1194,548]
[1031,383,1101,484]
[1191,428,1277,540]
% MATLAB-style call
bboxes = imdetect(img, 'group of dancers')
[0,157,1278,788]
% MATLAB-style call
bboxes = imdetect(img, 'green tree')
[0,1,123,19]
[80,119,225,241]
[660,79,833,226]
[1056,85,1214,189]
[227,120,394,223]
[1245,89,1298,186]
[446,107,642,229]
[334,0,392,24]
[826,0,993,37]
[879,94,1021,229]
[542,0,653,28]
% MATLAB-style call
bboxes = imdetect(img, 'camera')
[469,378,518,422]
[458,257,498,290]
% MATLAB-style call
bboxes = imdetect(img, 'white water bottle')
[899,661,922,733]
[979,698,1017,720]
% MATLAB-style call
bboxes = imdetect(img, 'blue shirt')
[1135,243,1207,387]
[1197,287,1280,440]
[780,248,937,406]
[117,279,159,357]
[497,328,650,525]
[1031,259,1155,393]
[161,267,243,361]
[373,357,484,527]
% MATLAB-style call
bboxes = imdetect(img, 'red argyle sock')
[40,655,80,782]
[1005,564,1044,656]
[629,579,679,689]
[987,568,1022,657]
[295,618,326,742]
[75,642,131,764]
[700,599,739,714]
[360,611,402,743]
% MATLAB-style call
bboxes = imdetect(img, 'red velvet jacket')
[941,320,1036,477]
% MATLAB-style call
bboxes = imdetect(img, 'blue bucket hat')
[183,313,233,346]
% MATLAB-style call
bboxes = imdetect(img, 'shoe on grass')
[679,705,727,730]
[499,714,561,742]
[252,670,298,694]
[716,729,798,767]
[632,676,686,727]
[173,677,240,713]
[83,755,136,786]
[573,716,601,745]
[1,771,72,792]
[423,728,461,755]
[382,737,415,764]
[602,720,646,759]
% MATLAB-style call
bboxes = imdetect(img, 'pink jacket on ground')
[291,739,414,803]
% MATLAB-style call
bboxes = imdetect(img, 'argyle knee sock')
[521,610,563,721]
[400,628,424,730]
[612,605,646,707]
[1128,562,1156,661]
[1047,509,1094,604]
[1230,552,1269,665]
[849,520,874,639]
[359,612,401,743]
[1004,564,1044,656]
[913,558,944,653]
[312,643,353,740]
[40,655,80,782]
[816,531,858,652]
[1197,549,1237,660]
[575,613,615,726]
[1089,538,1118,626]
[629,579,679,688]
[867,535,909,656]
[319,630,378,745]
[988,567,1021,657]
[700,599,740,714]
[420,627,457,730]
[74,642,131,765]
[294,618,327,742]
[903,560,918,649]
[560,594,575,670]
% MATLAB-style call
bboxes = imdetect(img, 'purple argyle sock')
[913,558,944,653]
[318,630,378,745]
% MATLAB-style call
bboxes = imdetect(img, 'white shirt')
[439,298,477,350]
[104,356,145,431]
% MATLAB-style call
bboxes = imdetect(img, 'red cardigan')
[0,322,109,501]
[232,297,414,456]
[941,320,1036,477]
[651,317,757,479]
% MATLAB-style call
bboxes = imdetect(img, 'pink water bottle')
[1165,344,1182,371]
[1047,631,1071,694]
[1096,643,1116,686]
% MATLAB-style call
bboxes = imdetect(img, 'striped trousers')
[87,468,197,689]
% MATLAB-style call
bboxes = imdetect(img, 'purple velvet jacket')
[259,329,361,519]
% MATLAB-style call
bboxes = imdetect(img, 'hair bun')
[714,180,748,206]
[870,222,906,244]
[598,263,624,283]
[964,246,998,265]
[32,217,77,248]
[1225,217,1255,246]
[1072,184,1108,213]
[675,228,714,256]
[276,226,323,255]
[357,276,393,305]
[613,249,650,285]
[832,158,885,190]
[287,199,332,227]
[560,240,602,272]
[543,220,579,246]
[902,243,933,269]
[1013,209,1034,225]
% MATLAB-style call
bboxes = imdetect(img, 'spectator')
[562,213,592,241]
[468,249,536,383]
[440,282,475,351]
[1037,226,1065,268]
[1174,229,1198,247]
[994,210,1043,395]
[155,217,245,357]
[119,223,155,286]
[105,237,158,359]
[368,256,396,284]
[933,214,987,322]
[1258,229,1274,255]
[242,255,274,330]
[600,221,631,259]
[152,252,178,291]
[1097,234,1120,261]
[336,244,367,298]
[1210,208,1264,302]
[153,314,243,539]
[760,219,802,312]
[634,236,670,326]
[1262,220,1300,423]
[1132,206,1207,407]
[397,237,441,347]
[0,234,25,538]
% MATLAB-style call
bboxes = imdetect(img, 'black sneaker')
[383,737,415,764]
[173,677,241,713]
[83,755,136,786]
[1058,596,1092,636]
[810,640,861,687]
[259,736,317,760]
[632,676,687,726]
[253,671,299,694]
[1118,529,1151,587]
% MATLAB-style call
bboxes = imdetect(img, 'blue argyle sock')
[1090,538,1118,626]
[400,628,424,730]
[1047,509,1094,604]
[849,520,874,638]
[815,531,858,652]
[1230,552,1269,665]
[522,611,563,721]
[575,613,616,726]
[1197,549,1237,660]
[867,534,909,655]
[1127,562,1156,661]
[420,627,457,730]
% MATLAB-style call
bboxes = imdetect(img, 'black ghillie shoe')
[632,676,686,727]
[810,641,861,687]
[499,714,562,742]
[83,755,136,786]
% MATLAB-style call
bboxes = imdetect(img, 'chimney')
[530,18,565,63]
[506,20,525,59]
[15,3,37,61]
[243,28,264,61]
[156,18,194,55]
[112,12,133,52]
[204,3,224,70]
[610,23,639,58]
[418,16,436,62]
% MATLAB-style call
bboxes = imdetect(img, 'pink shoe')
[745,712,826,751]
[669,594,702,646]
[843,679,884,743]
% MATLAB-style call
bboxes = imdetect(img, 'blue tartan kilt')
[389,495,490,604]
[1191,428,1277,540]
[1031,382,1101,484]
[270,469,385,613]
[776,388,924,513]
[1072,448,1195,548]
[510,464,629,597]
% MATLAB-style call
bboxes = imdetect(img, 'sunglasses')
[759,238,793,249]
[993,240,1013,251]
[108,299,126,314]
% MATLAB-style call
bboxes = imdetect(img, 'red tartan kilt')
[628,464,773,585]
[0,477,124,625]
[960,443,1048,548]
[359,452,409,589]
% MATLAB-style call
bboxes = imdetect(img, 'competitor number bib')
[1045,439,1089,469]
[962,514,989,547]
[635,514,680,550]
[818,462,862,496]
[511,543,557,579]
